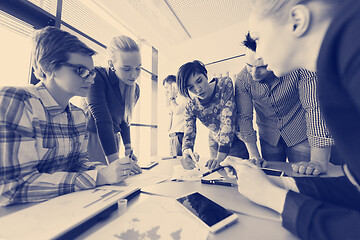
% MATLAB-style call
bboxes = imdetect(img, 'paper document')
[99,169,170,192]
[171,165,203,181]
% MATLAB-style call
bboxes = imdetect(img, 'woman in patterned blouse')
[177,60,249,170]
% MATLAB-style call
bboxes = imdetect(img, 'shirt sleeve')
[282,190,360,240]
[86,68,118,156]
[0,88,99,206]
[298,69,334,148]
[235,69,257,143]
[217,77,237,154]
[182,101,197,152]
[119,121,131,145]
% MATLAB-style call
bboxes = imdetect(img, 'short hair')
[107,35,140,61]
[163,75,176,85]
[242,32,257,52]
[177,60,207,99]
[31,26,96,81]
[250,0,340,23]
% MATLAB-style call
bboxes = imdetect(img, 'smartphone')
[140,161,158,169]
[261,168,285,176]
[176,192,238,233]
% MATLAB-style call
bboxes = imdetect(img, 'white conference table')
[0,157,343,240]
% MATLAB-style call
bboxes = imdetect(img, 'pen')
[162,156,177,160]
[202,166,225,177]
[201,179,234,187]
[128,149,133,159]
[189,150,200,171]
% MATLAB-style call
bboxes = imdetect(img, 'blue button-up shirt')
[235,67,334,148]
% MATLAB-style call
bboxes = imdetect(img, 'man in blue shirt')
[236,32,335,175]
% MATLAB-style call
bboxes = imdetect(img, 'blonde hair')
[107,35,140,123]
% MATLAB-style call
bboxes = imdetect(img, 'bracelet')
[169,97,176,101]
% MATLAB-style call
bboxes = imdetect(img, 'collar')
[35,82,72,116]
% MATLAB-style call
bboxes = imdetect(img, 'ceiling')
[126,0,251,41]
[96,0,251,46]
[90,0,252,72]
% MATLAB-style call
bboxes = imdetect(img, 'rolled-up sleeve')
[235,69,257,143]
[298,69,334,148]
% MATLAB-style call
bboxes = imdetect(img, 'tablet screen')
[176,192,233,227]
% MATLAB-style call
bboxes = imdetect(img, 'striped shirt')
[235,67,334,148]
[183,77,236,154]
[0,83,103,206]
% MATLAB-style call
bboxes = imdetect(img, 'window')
[0,10,34,87]
[0,0,159,159]
[61,0,122,47]
[27,0,57,16]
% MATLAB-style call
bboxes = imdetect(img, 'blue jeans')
[260,138,310,163]
[169,132,184,157]
[209,134,249,159]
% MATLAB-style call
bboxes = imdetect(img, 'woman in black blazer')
[85,35,141,173]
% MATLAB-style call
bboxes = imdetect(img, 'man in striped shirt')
[0,27,133,206]
[235,33,334,175]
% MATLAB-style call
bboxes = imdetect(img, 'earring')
[108,60,116,72]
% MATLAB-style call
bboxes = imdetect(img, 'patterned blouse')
[182,77,236,154]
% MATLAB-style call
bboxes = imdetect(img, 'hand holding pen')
[125,149,142,175]
[181,148,200,170]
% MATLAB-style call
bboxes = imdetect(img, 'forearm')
[120,122,131,145]
[310,146,331,166]
[216,152,228,162]
[182,106,196,152]
[265,187,288,214]
[1,171,98,206]
[245,141,261,158]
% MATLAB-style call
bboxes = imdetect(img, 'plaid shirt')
[235,68,334,148]
[0,83,103,206]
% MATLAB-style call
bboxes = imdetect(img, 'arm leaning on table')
[235,69,264,166]
[212,77,237,164]
[0,87,103,206]
[181,101,199,170]
[295,69,335,175]
[86,68,119,163]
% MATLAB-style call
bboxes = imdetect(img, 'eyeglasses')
[61,62,97,79]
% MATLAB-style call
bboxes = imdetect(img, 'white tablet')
[176,192,238,233]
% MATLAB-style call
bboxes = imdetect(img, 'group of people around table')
[0,0,359,239]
